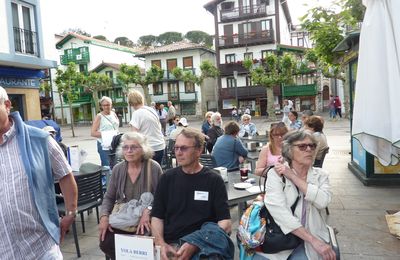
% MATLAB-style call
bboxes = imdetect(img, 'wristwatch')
[147,205,152,211]
[66,209,78,217]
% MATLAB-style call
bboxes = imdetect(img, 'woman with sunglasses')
[253,130,336,260]
[99,132,163,259]
[255,122,288,176]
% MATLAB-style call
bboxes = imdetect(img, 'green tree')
[114,36,134,47]
[171,60,219,115]
[301,0,365,117]
[93,35,108,41]
[117,64,164,105]
[55,62,85,137]
[157,32,183,45]
[83,72,112,114]
[138,35,158,47]
[62,28,91,37]
[184,31,213,47]
[243,53,296,120]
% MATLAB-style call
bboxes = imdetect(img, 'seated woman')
[166,115,180,136]
[254,130,336,260]
[304,116,329,167]
[239,114,257,137]
[99,132,163,260]
[255,122,288,176]
[288,111,303,130]
[212,121,248,171]
[201,111,213,135]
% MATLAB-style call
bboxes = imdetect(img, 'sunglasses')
[292,143,317,151]
[122,145,142,152]
[174,146,196,152]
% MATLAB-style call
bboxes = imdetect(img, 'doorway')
[9,94,25,120]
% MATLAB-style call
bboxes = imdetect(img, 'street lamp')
[233,70,238,107]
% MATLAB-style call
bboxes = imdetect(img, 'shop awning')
[283,84,317,97]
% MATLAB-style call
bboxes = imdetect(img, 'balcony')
[60,47,90,65]
[13,27,38,56]
[150,91,198,103]
[219,62,248,76]
[220,4,268,22]
[219,86,266,99]
[218,30,274,48]
[162,68,196,81]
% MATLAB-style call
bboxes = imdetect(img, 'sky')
[41,0,336,43]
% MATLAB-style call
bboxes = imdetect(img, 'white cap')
[178,117,188,127]
[43,126,56,134]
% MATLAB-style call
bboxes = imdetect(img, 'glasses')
[122,145,142,152]
[272,133,284,138]
[292,143,317,151]
[174,146,196,152]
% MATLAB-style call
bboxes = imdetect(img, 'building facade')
[0,0,56,120]
[53,33,144,124]
[135,41,218,116]
[204,0,319,116]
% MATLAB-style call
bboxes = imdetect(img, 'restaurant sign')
[0,77,40,88]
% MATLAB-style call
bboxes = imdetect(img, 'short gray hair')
[0,86,9,104]
[281,129,317,166]
[241,114,251,121]
[116,132,154,160]
[99,96,112,105]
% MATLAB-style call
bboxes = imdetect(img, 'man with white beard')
[206,112,224,153]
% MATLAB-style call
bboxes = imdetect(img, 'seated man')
[151,128,233,260]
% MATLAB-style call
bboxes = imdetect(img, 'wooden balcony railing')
[220,4,268,22]
[219,30,274,48]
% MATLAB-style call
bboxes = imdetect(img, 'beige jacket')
[257,167,332,260]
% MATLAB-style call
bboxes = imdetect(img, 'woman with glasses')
[91,96,120,167]
[255,122,288,176]
[99,132,163,259]
[238,114,258,137]
[253,130,336,260]
[167,115,180,136]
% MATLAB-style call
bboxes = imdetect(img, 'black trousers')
[99,228,136,260]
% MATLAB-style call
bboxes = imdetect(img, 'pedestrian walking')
[329,95,336,119]
[334,96,342,119]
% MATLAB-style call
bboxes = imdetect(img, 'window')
[115,88,123,98]
[225,54,236,63]
[153,83,163,95]
[244,52,253,60]
[298,38,304,47]
[12,1,37,55]
[183,56,193,69]
[261,19,272,31]
[185,82,195,93]
[79,64,88,73]
[151,60,161,68]
[246,76,253,86]
[221,1,234,10]
[105,71,113,79]
[168,82,179,99]
[243,22,252,35]
[261,50,273,59]
[227,77,235,88]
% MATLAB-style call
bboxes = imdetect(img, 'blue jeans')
[153,149,164,166]
[97,141,110,167]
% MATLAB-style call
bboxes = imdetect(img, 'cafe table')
[225,171,265,217]
[240,134,268,144]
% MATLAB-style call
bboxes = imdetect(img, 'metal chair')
[57,162,103,258]
[199,154,217,168]
[314,147,330,168]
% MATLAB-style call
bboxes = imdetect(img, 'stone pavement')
[59,114,400,259]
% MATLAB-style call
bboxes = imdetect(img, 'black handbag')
[259,167,302,254]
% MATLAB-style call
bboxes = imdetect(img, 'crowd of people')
[0,83,337,259]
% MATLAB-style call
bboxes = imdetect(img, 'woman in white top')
[91,96,120,167]
[128,90,166,165]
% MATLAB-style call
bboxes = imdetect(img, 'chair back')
[199,154,217,169]
[314,147,329,168]
[76,163,103,206]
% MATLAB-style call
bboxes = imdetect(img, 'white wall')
[0,0,10,53]
[278,3,292,45]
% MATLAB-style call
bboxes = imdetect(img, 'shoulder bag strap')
[101,113,116,130]
[146,159,152,191]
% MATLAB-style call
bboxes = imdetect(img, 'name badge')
[194,191,209,201]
